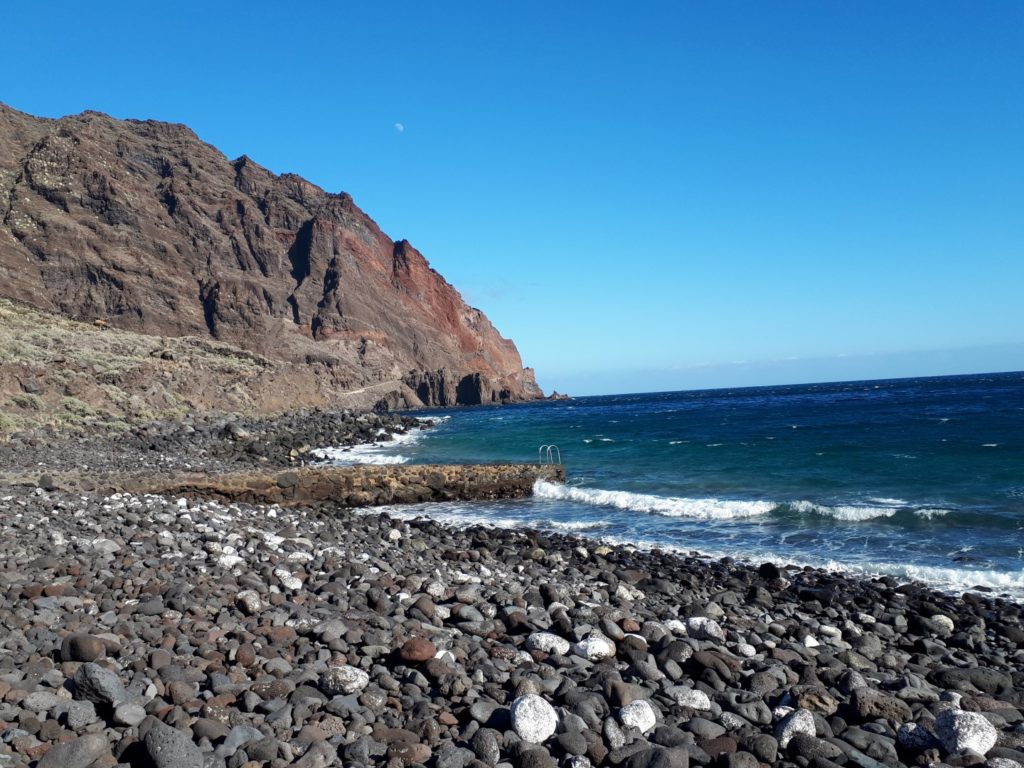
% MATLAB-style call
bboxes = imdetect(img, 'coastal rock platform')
[4,463,566,509]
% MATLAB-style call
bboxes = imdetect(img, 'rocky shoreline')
[0,411,1022,768]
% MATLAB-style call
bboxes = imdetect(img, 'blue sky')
[3,2,1022,394]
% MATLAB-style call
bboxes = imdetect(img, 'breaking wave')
[532,480,775,520]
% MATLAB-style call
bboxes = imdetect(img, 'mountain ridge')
[0,103,543,413]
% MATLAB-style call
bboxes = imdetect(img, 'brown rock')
[399,638,437,664]
[235,643,257,667]
[388,742,432,764]
[61,634,105,663]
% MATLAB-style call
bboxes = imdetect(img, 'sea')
[316,371,1024,600]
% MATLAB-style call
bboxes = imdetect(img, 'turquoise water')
[323,372,1024,598]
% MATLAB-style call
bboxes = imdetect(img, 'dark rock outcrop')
[0,103,542,408]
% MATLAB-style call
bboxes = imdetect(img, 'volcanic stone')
[61,633,106,662]
[400,637,437,663]
[142,716,204,768]
[620,700,658,734]
[74,662,127,705]
[36,733,109,768]
[319,665,369,695]
[935,709,998,755]
[511,694,558,743]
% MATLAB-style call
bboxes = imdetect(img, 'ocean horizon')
[316,370,1024,600]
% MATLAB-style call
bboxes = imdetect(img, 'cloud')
[394,122,405,133]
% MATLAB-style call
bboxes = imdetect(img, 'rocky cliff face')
[0,103,542,409]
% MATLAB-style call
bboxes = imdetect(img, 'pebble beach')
[0,410,1022,768]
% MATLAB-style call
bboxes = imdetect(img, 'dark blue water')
[320,372,1024,598]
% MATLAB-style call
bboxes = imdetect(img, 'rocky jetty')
[1,478,1022,767]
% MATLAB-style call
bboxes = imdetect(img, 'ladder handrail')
[538,444,561,465]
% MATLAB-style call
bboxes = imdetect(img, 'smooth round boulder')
[61,633,106,663]
[619,700,658,733]
[400,637,437,663]
[526,632,571,656]
[667,686,712,710]
[511,694,558,743]
[573,634,616,661]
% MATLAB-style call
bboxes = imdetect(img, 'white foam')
[312,428,424,465]
[792,500,897,521]
[822,559,1024,599]
[539,518,612,531]
[914,508,950,519]
[533,481,775,520]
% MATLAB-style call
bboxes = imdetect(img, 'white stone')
[616,583,645,601]
[935,709,998,755]
[526,632,571,655]
[235,590,263,615]
[803,634,820,648]
[387,528,402,541]
[686,616,726,642]
[774,708,816,748]
[931,614,955,632]
[987,759,1024,768]
[720,712,747,730]
[573,635,616,661]
[666,686,711,710]
[92,537,121,555]
[511,694,557,743]
[735,642,757,657]
[274,568,302,591]
[665,619,688,635]
[320,665,369,696]
[218,554,244,569]
[619,700,658,733]
[425,581,446,598]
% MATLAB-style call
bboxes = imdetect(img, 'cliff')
[0,103,542,413]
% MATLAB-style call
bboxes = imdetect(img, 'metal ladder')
[538,444,561,465]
